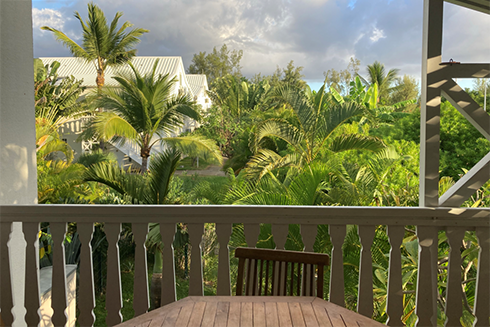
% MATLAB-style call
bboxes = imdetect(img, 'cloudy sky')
[32,0,489,89]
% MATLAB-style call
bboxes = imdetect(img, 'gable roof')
[186,74,209,98]
[39,56,187,88]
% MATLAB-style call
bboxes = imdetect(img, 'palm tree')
[41,2,148,91]
[84,59,222,173]
[360,61,399,103]
[246,82,386,180]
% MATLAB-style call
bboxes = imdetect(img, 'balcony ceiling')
[445,0,490,14]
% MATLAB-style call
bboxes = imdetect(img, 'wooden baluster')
[473,227,490,327]
[216,223,232,296]
[188,223,204,296]
[329,225,346,307]
[415,226,438,327]
[357,225,375,318]
[272,224,288,296]
[301,224,317,297]
[0,222,14,326]
[105,223,122,326]
[386,225,404,327]
[258,260,265,295]
[78,222,95,327]
[244,223,260,247]
[444,227,465,327]
[289,262,295,296]
[51,222,68,327]
[23,222,40,326]
[161,223,177,305]
[133,223,149,316]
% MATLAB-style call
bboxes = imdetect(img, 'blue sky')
[32,0,488,91]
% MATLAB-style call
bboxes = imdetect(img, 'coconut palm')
[359,61,399,103]
[84,59,222,172]
[246,82,386,180]
[41,3,148,90]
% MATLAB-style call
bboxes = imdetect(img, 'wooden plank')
[277,302,292,327]
[23,222,40,327]
[216,223,232,296]
[240,302,253,327]
[200,301,217,326]
[162,306,181,327]
[105,222,123,326]
[312,304,332,327]
[174,302,194,327]
[289,302,306,327]
[236,258,245,296]
[444,227,465,327]
[187,301,206,327]
[265,302,279,327]
[300,302,319,327]
[51,222,68,327]
[133,223,149,316]
[78,222,96,327]
[386,225,404,327]
[253,302,266,327]
[357,225,375,318]
[188,223,205,296]
[214,301,229,327]
[227,302,240,327]
[161,223,177,305]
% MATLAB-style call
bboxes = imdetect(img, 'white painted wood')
[132,223,149,316]
[24,222,41,327]
[329,225,346,307]
[444,227,465,327]
[473,227,490,327]
[105,223,123,326]
[415,226,438,327]
[188,223,205,296]
[386,225,404,327]
[244,223,260,247]
[161,223,177,306]
[439,63,490,78]
[216,223,232,296]
[77,222,96,327]
[439,151,490,207]
[272,224,289,296]
[357,225,375,318]
[50,222,68,327]
[0,222,14,326]
[301,224,317,252]
[419,0,444,207]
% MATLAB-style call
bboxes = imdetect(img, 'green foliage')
[324,57,361,95]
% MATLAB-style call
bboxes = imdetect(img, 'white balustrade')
[0,205,489,327]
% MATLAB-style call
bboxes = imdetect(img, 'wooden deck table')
[116,296,387,327]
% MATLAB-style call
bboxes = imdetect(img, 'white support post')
[0,1,38,327]
[420,0,444,208]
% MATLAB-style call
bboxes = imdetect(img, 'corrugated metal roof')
[186,74,208,97]
[445,0,489,14]
[39,56,185,87]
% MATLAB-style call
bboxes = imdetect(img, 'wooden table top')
[116,296,387,327]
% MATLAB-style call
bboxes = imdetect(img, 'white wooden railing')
[0,205,489,327]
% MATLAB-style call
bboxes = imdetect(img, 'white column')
[0,1,38,327]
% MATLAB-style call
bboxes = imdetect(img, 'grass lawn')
[176,157,211,170]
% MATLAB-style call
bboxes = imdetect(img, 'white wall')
[0,1,38,326]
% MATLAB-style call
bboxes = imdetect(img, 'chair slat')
[265,260,270,296]
[386,225,404,327]
[253,259,259,296]
[78,222,95,327]
[358,225,375,318]
[51,222,68,327]
[161,223,177,305]
[444,227,465,327]
[0,222,14,326]
[310,264,315,296]
[329,225,346,307]
[246,258,252,296]
[317,265,324,299]
[258,259,264,295]
[24,222,40,327]
[105,222,122,326]
[474,227,490,327]
[236,257,245,296]
[216,223,232,296]
[296,262,301,296]
[133,223,149,316]
[188,223,204,296]
[289,262,295,296]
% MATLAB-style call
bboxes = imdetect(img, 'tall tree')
[360,61,399,104]
[84,60,222,173]
[41,2,148,90]
[187,44,243,85]
[324,57,361,95]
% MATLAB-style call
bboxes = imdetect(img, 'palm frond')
[162,136,223,164]
[329,134,386,153]
[147,148,181,204]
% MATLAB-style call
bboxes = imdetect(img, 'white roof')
[39,56,188,88]
[186,74,209,98]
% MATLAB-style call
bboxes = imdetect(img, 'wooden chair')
[235,247,330,298]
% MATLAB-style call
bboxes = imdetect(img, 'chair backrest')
[234,247,330,298]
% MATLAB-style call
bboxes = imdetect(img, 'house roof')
[446,0,489,14]
[186,74,208,98]
[39,56,187,88]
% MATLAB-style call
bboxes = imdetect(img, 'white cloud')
[370,27,386,42]
[32,8,64,30]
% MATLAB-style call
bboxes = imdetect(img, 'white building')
[39,56,211,169]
